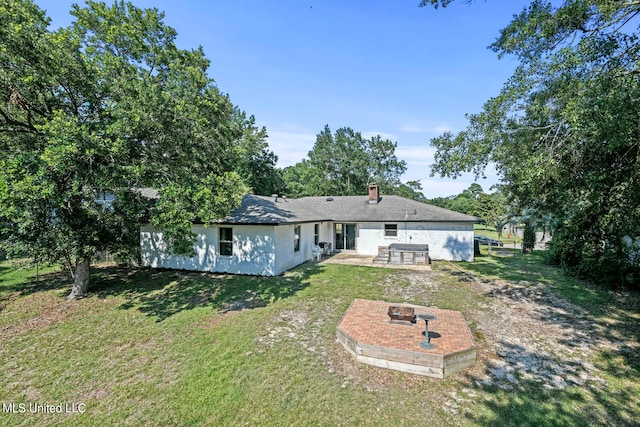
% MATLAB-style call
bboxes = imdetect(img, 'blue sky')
[35,0,533,198]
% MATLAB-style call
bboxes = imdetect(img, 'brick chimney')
[368,184,379,205]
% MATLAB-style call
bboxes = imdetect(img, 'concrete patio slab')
[320,252,431,270]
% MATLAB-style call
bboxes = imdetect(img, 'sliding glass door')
[335,223,356,250]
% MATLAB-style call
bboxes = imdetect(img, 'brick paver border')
[337,299,477,378]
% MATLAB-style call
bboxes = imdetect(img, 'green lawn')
[1,255,638,426]
[474,224,522,247]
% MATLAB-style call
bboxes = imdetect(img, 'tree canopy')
[282,125,410,198]
[0,0,275,297]
[425,0,640,285]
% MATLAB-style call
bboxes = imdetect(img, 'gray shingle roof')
[221,194,478,224]
[222,195,329,224]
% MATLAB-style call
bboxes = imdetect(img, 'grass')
[455,248,640,425]
[474,224,522,247]
[1,254,639,426]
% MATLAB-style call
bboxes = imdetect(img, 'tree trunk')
[523,222,536,254]
[67,256,91,299]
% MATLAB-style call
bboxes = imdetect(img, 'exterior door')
[335,223,356,251]
[345,224,356,250]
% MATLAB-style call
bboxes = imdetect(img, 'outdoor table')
[417,313,436,349]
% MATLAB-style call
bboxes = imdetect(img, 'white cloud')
[413,168,502,199]
[268,128,405,167]
[433,124,453,134]
[418,179,472,198]
[266,130,316,167]
[399,124,429,133]
[395,147,436,167]
[399,123,453,134]
[362,131,398,141]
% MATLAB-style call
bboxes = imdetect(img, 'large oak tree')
[0,0,267,297]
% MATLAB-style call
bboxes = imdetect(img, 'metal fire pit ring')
[388,306,416,323]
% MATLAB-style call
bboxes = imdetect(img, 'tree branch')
[0,107,40,133]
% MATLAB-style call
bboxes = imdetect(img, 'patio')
[320,252,432,270]
[336,299,477,378]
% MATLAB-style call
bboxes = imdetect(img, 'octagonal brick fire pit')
[336,299,477,378]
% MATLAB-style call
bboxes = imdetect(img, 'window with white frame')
[219,227,233,256]
[294,225,301,252]
[384,224,398,237]
[314,224,319,245]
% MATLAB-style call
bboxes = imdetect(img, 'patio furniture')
[311,245,322,262]
[374,243,429,265]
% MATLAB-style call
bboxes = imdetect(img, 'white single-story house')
[140,185,478,276]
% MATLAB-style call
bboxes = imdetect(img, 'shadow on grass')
[443,252,640,426]
[90,262,323,321]
[468,378,637,426]
[457,250,639,333]
[465,343,639,425]
[0,263,70,301]
[466,249,554,284]
[484,255,637,363]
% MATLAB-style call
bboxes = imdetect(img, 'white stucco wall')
[273,223,320,274]
[140,220,473,276]
[140,224,278,275]
[355,222,475,262]
[274,225,297,275]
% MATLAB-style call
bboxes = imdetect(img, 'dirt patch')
[382,270,441,303]
[468,277,607,391]
[255,304,386,390]
[256,308,329,356]
[257,310,310,347]
[0,292,82,339]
